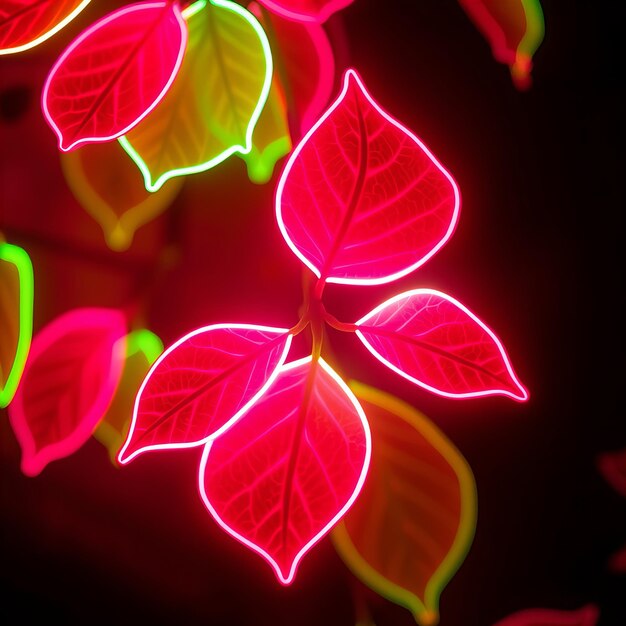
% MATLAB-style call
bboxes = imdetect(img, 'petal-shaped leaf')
[60,140,183,251]
[8,308,127,476]
[332,382,476,626]
[458,0,544,89]
[118,324,292,463]
[251,2,335,134]
[94,329,163,464]
[598,449,626,498]
[119,0,272,192]
[199,356,371,584]
[256,0,353,23]
[492,605,599,626]
[276,69,460,286]
[0,0,91,55]
[356,289,528,401]
[0,242,33,408]
[42,1,187,151]
[239,75,291,184]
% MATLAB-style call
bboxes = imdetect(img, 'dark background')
[1,0,624,624]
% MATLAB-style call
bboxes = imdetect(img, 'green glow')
[0,243,34,408]
[242,135,292,184]
[119,0,273,193]
[519,0,545,59]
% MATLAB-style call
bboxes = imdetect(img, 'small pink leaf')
[199,356,371,584]
[356,289,528,401]
[8,308,127,476]
[118,324,293,463]
[42,1,187,151]
[276,69,460,286]
[256,0,353,23]
[492,605,599,626]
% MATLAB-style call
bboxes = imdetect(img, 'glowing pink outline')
[8,308,127,476]
[275,68,461,286]
[117,323,293,464]
[256,0,353,24]
[41,1,188,152]
[355,288,529,402]
[198,355,372,585]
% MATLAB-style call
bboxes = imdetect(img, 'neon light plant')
[0,0,92,56]
[117,68,528,588]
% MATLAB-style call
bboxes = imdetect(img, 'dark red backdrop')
[1,1,624,624]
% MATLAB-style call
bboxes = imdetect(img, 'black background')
[1,1,624,624]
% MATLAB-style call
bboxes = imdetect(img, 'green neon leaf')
[0,242,34,408]
[332,382,477,626]
[93,329,163,464]
[119,0,273,192]
[239,75,292,184]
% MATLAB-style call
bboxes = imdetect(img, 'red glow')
[492,605,600,626]
[42,1,187,151]
[8,308,127,476]
[118,324,292,464]
[199,356,371,584]
[356,289,528,401]
[276,69,460,286]
[256,0,353,24]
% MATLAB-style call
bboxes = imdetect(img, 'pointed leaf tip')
[276,69,460,285]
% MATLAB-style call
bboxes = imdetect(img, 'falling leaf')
[239,76,292,184]
[94,329,163,464]
[276,69,460,286]
[42,1,187,150]
[332,382,476,626]
[0,0,92,55]
[8,308,127,476]
[199,356,371,584]
[491,604,599,626]
[458,0,544,89]
[598,448,626,498]
[0,242,33,408]
[120,0,272,192]
[60,139,183,251]
[250,1,335,135]
[118,324,292,464]
[609,545,626,573]
[256,0,354,23]
[355,289,528,401]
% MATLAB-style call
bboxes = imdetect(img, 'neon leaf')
[609,546,626,573]
[251,1,335,135]
[94,329,163,464]
[60,140,183,251]
[120,0,272,192]
[8,308,127,476]
[118,324,292,464]
[0,0,91,56]
[276,69,460,286]
[332,382,476,626]
[199,356,371,584]
[492,605,600,626]
[598,448,626,498]
[0,242,33,408]
[356,289,528,401]
[42,1,187,151]
[458,0,544,90]
[256,0,353,23]
[239,76,292,184]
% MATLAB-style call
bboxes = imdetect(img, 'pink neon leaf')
[256,0,353,23]
[356,289,528,401]
[250,2,334,135]
[8,308,127,476]
[492,605,600,626]
[42,1,187,151]
[118,325,293,464]
[199,356,371,584]
[276,69,460,286]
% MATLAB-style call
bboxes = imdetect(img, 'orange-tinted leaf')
[492,604,599,626]
[240,76,291,184]
[332,382,476,626]
[60,140,183,251]
[94,329,163,464]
